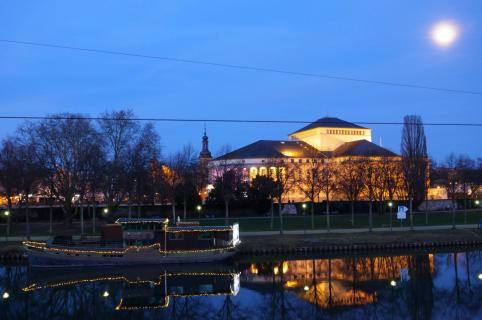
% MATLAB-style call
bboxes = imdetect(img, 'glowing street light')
[477,273,482,280]
[475,200,480,206]
[4,210,9,217]
[303,285,309,291]
[103,208,109,214]
[388,202,393,208]
[302,203,307,209]
[103,290,109,298]
[196,205,202,212]
[2,291,9,299]
[390,280,397,287]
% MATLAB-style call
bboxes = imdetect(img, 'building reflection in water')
[244,254,435,312]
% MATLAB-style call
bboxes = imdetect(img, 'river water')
[1,249,481,319]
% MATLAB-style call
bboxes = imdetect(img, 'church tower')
[199,126,212,162]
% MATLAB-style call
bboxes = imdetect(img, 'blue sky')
[0,1,481,162]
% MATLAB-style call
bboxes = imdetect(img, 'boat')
[22,264,240,311]
[23,218,240,267]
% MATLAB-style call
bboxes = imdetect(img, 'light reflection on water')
[1,250,482,319]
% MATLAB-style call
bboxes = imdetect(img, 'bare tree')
[296,151,325,229]
[126,122,161,218]
[401,115,428,230]
[319,160,338,231]
[362,158,376,232]
[0,137,21,236]
[337,157,366,227]
[266,158,296,234]
[445,153,458,228]
[25,114,103,226]
[97,110,139,208]
[163,154,183,222]
[176,144,198,219]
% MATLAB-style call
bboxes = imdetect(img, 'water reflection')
[1,251,482,319]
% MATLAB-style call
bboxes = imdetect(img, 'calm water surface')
[1,250,482,319]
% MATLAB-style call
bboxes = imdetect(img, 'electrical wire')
[1,39,481,96]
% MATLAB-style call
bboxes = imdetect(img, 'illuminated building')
[210,117,401,201]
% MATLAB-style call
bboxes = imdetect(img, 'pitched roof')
[215,140,328,160]
[291,117,367,135]
[332,140,398,157]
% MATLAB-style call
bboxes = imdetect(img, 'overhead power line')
[0,115,481,127]
[1,39,481,96]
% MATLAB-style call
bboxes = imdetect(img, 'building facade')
[208,117,402,202]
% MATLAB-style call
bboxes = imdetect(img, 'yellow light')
[196,205,202,211]
[2,292,9,299]
[431,21,458,47]
[390,280,397,287]
[282,261,288,274]
[273,266,279,275]
[303,285,309,291]
[103,290,109,297]
[388,202,393,208]
[4,210,9,217]
[103,208,109,214]
[302,203,307,209]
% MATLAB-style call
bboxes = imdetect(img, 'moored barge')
[23,218,240,267]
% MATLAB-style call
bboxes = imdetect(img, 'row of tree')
[0,111,207,234]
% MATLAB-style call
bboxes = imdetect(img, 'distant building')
[209,117,401,202]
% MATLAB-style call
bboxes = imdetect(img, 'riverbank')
[238,228,482,255]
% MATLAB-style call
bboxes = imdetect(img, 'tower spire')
[199,125,212,160]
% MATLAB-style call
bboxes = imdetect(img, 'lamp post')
[388,202,393,231]
[196,205,202,219]
[302,203,307,233]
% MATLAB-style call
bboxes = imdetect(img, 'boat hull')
[26,247,237,267]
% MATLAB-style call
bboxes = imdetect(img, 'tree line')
[0,110,206,234]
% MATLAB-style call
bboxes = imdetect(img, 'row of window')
[327,129,364,135]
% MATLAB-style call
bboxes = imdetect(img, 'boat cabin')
[107,218,240,252]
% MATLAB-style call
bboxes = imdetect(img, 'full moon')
[431,21,459,47]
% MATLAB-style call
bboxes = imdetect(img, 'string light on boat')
[166,227,234,233]
[22,240,235,256]
[115,218,169,224]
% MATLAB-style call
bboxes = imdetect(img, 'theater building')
[207,117,401,202]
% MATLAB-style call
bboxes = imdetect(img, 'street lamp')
[196,205,202,212]
[390,280,397,287]
[303,285,309,291]
[388,202,393,208]
[475,200,480,206]
[4,210,10,217]
[302,203,307,209]
[103,208,109,214]
[102,290,109,298]
[2,291,9,299]
[477,273,482,280]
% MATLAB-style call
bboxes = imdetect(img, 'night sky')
[1,1,481,162]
